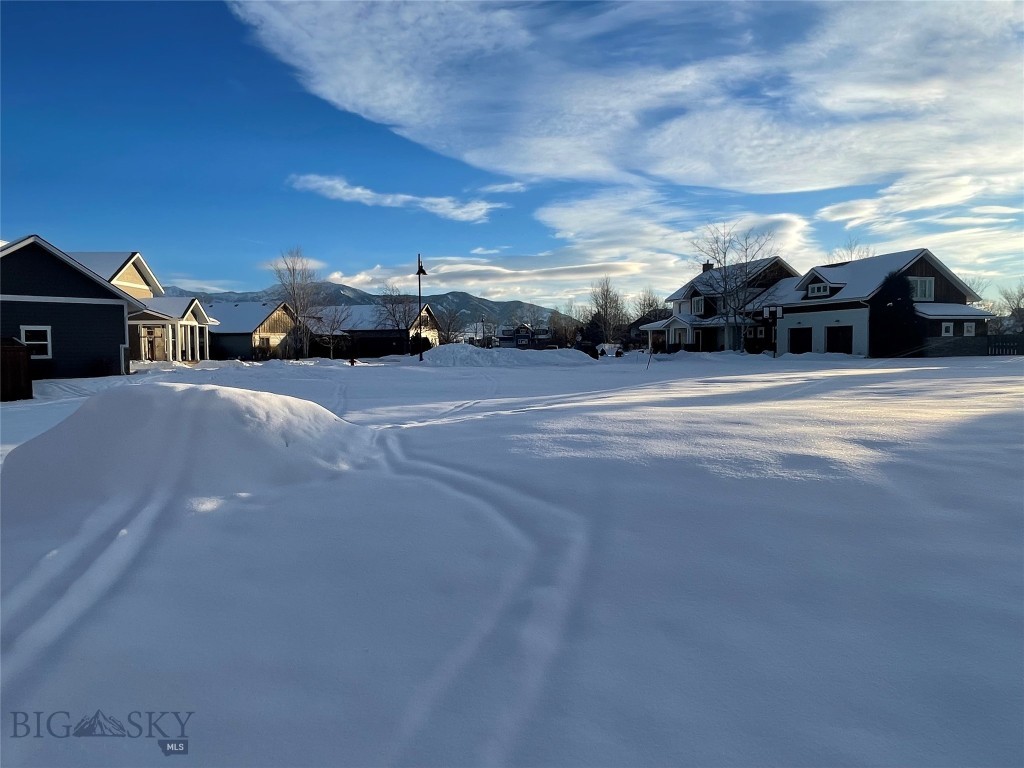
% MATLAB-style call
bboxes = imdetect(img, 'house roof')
[0,234,146,310]
[638,317,674,331]
[914,303,995,319]
[201,301,291,333]
[311,303,435,332]
[135,297,215,324]
[756,249,982,308]
[68,251,165,296]
[336,304,384,331]
[666,257,788,302]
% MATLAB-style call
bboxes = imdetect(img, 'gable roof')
[666,256,795,302]
[0,234,146,310]
[69,251,165,296]
[202,301,292,334]
[768,248,981,306]
[307,303,435,332]
[134,297,214,324]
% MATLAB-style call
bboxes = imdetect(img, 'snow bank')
[2,383,374,523]
[421,344,595,366]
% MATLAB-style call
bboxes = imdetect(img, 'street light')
[416,254,427,361]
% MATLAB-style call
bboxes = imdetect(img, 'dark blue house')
[0,235,144,379]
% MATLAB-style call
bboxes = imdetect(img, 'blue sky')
[2,1,1021,307]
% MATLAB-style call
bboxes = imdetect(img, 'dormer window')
[691,296,704,315]
[908,276,934,301]
[808,283,830,297]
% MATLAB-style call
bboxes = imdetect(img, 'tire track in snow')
[379,430,589,767]
[395,378,666,430]
[1,401,200,689]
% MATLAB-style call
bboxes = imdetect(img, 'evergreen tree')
[869,272,924,357]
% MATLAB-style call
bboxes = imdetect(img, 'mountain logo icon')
[72,710,127,737]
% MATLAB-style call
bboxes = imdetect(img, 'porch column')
[203,326,210,360]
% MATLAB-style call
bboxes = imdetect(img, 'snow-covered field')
[2,348,1022,767]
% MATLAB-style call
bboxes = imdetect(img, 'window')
[964,322,975,337]
[20,326,51,359]
[908,276,935,301]
[691,296,704,315]
[757,327,765,338]
[941,322,954,337]
[745,327,754,338]
[808,283,830,297]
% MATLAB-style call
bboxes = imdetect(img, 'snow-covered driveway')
[2,350,1021,767]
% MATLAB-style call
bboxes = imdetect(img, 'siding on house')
[2,242,120,300]
[776,307,870,356]
[113,261,155,299]
[0,300,126,378]
[903,257,968,304]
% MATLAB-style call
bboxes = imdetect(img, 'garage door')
[789,327,812,354]
[826,325,853,354]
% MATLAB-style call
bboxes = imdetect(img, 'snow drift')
[1,383,374,523]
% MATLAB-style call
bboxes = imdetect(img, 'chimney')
[702,261,713,272]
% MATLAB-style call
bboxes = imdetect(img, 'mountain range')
[165,282,554,324]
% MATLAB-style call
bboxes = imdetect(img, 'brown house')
[203,301,298,360]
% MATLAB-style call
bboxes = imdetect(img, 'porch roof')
[914,303,995,320]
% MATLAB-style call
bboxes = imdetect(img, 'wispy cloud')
[289,174,507,223]
[166,276,247,293]
[479,182,527,194]
[261,256,329,271]
[470,246,508,255]
[231,1,1023,293]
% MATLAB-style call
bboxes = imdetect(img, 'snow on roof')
[799,249,927,299]
[914,303,995,319]
[202,301,287,333]
[638,318,674,331]
[757,249,974,307]
[337,305,383,331]
[138,296,212,323]
[67,251,135,281]
[666,257,779,302]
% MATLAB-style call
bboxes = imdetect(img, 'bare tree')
[520,304,549,329]
[433,303,468,345]
[376,280,419,353]
[997,279,1024,331]
[631,286,663,321]
[273,247,326,357]
[691,222,780,350]
[826,235,875,264]
[590,275,628,344]
[312,304,352,359]
[959,275,992,308]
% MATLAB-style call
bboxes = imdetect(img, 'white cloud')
[289,174,507,223]
[479,182,527,194]
[165,277,247,293]
[231,1,1024,292]
[261,256,329,271]
[972,206,1024,215]
[232,2,1022,195]
[470,247,502,255]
